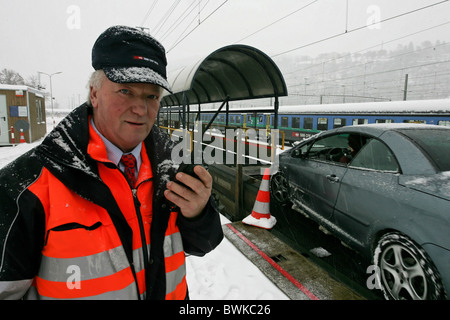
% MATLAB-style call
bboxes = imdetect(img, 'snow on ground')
[0,142,37,169]
[0,117,289,300]
[187,215,288,300]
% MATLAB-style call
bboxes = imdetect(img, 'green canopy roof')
[161,44,287,107]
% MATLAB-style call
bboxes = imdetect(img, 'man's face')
[90,78,162,152]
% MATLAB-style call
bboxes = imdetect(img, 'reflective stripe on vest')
[22,122,188,299]
[27,176,188,300]
[26,169,142,299]
[164,212,186,299]
[29,245,154,300]
[25,280,139,300]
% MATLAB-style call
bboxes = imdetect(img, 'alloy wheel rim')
[272,174,288,203]
[379,243,428,300]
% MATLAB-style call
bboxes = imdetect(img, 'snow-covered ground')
[0,117,289,300]
[187,215,288,300]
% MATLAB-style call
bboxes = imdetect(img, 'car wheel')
[374,232,446,300]
[270,172,290,206]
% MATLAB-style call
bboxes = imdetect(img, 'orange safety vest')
[23,121,187,300]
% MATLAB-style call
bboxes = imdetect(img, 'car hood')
[399,171,450,201]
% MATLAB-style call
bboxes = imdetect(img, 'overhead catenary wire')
[281,38,450,102]
[140,0,159,29]
[235,0,320,43]
[152,0,183,37]
[271,0,450,58]
[159,1,199,41]
[283,20,450,78]
[284,38,450,85]
[166,0,211,47]
[150,0,450,101]
[167,0,229,53]
[290,60,450,87]
[288,59,450,92]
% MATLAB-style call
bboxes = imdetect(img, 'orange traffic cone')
[242,168,277,229]
[19,129,26,143]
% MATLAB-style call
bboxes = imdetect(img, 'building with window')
[0,84,46,145]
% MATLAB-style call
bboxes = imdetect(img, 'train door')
[263,113,271,131]
[248,112,257,127]
[242,113,247,128]
[0,95,9,144]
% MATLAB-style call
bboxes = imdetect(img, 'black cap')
[92,26,172,93]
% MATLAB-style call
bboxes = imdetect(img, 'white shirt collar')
[90,118,142,173]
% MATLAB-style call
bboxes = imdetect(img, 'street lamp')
[38,71,62,129]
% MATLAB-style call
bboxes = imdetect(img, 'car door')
[286,132,350,220]
[333,138,400,248]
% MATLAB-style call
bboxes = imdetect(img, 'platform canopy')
[161,44,288,107]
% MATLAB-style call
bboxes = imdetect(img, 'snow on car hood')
[400,171,450,201]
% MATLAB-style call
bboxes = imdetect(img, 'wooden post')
[234,164,244,219]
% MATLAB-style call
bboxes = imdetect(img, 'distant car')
[270,123,450,300]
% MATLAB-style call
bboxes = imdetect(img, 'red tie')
[121,154,137,188]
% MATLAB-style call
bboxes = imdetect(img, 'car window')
[305,133,352,164]
[396,128,450,172]
[350,139,399,172]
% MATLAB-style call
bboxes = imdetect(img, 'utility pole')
[38,71,62,129]
[403,74,409,101]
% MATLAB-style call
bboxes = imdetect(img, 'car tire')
[374,232,446,300]
[270,172,290,206]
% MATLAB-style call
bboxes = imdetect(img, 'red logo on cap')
[133,55,158,65]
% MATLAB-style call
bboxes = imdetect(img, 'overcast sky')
[1,0,449,107]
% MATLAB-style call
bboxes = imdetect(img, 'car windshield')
[397,128,450,172]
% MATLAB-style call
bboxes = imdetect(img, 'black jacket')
[0,104,223,299]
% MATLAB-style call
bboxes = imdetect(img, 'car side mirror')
[292,149,303,158]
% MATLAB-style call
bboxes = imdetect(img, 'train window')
[438,120,450,127]
[230,116,235,123]
[317,118,328,131]
[403,120,426,124]
[292,117,300,128]
[333,118,346,128]
[376,119,394,123]
[353,119,368,125]
[304,117,313,130]
[281,117,289,127]
[236,116,241,124]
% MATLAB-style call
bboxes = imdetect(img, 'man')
[0,26,223,300]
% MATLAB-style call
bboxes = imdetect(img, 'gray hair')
[86,70,106,106]
[86,69,165,106]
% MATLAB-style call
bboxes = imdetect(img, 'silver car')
[271,124,450,300]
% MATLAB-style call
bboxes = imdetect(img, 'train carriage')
[159,99,450,144]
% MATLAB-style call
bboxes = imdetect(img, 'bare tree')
[0,68,25,85]
[25,74,40,89]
